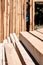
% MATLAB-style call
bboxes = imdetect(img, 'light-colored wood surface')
[0,44,3,65]
[0,0,26,42]
[4,0,8,39]
[4,43,22,65]
[30,30,43,41]
[10,0,13,33]
[3,43,5,65]
[13,33,35,65]
[10,34,15,46]
[37,28,43,34]
[20,32,43,65]
[7,37,11,43]
[0,0,2,42]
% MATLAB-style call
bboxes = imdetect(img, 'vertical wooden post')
[21,0,25,31]
[15,0,17,34]
[10,0,13,33]
[24,0,26,31]
[6,0,10,37]
[33,0,35,30]
[17,0,20,38]
[0,0,2,42]
[19,0,22,33]
[1,0,5,41]
[13,0,16,33]
[30,0,33,31]
[4,0,8,39]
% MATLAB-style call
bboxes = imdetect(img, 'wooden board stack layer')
[20,32,43,65]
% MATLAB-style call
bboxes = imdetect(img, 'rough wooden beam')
[0,44,3,65]
[29,30,43,41]
[13,33,35,65]
[6,0,10,37]
[20,32,43,65]
[13,0,16,33]
[3,44,5,65]
[37,28,43,34]
[30,0,33,31]
[7,37,11,43]
[10,34,15,46]
[4,43,22,65]
[0,0,2,42]
[35,0,43,2]
[4,0,8,39]
[10,0,13,33]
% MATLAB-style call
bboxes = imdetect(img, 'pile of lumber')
[20,28,43,65]
[0,33,35,65]
[0,28,43,65]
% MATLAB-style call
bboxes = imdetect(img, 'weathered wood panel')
[0,0,26,42]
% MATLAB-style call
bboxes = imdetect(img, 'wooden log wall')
[0,0,26,42]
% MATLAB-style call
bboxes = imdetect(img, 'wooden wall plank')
[24,0,26,31]
[13,0,16,33]
[30,0,33,31]
[21,0,25,31]
[0,0,27,42]
[6,0,10,37]
[4,0,8,39]
[19,0,22,34]
[10,0,13,33]
[0,0,1,42]
[1,0,5,41]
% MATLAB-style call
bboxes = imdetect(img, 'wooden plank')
[13,33,35,65]
[19,0,22,34]
[13,0,16,33]
[6,0,10,37]
[37,28,43,34]
[1,0,5,42]
[4,43,22,65]
[10,0,13,33]
[7,37,11,43]
[24,0,26,31]
[30,0,33,31]
[4,0,8,39]
[0,44,3,65]
[10,34,15,46]
[29,30,43,41]
[0,0,1,42]
[35,0,43,2]
[16,0,20,38]
[2,44,5,65]
[3,39,8,44]
[20,32,43,65]
[21,0,25,31]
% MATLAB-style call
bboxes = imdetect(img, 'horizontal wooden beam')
[37,28,43,34]
[29,30,43,41]
[13,33,35,65]
[4,43,22,65]
[20,32,43,65]
[34,0,43,2]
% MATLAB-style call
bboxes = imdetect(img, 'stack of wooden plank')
[20,29,43,65]
[0,28,43,65]
[0,33,35,65]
